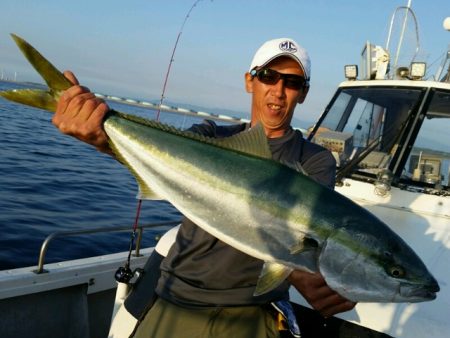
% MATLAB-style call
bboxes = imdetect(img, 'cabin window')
[401,89,450,192]
[320,92,352,131]
[312,86,423,176]
[342,99,385,148]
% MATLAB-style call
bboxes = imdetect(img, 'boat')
[1,4,449,338]
[288,6,450,337]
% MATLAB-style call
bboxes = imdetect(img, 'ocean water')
[0,81,218,270]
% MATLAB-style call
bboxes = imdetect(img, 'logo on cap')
[279,41,297,53]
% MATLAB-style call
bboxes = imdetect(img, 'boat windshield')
[310,85,450,194]
[403,89,450,192]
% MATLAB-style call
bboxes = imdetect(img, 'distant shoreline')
[0,79,47,89]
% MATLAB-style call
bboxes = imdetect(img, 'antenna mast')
[385,0,420,75]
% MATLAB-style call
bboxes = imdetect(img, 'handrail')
[35,220,180,274]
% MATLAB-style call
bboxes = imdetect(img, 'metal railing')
[35,220,180,274]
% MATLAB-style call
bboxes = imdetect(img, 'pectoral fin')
[289,235,319,255]
[254,262,293,296]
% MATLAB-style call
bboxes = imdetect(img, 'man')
[54,38,356,337]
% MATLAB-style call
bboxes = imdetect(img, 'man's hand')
[288,270,356,318]
[53,71,112,154]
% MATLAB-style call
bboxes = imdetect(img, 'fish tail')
[0,34,73,111]
[0,88,58,111]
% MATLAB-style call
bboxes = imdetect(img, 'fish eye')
[389,265,405,278]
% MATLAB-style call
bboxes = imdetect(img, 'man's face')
[245,56,308,138]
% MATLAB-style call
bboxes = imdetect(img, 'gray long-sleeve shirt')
[156,120,336,307]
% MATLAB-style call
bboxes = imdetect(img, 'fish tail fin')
[0,34,72,111]
[0,88,58,112]
[10,34,72,92]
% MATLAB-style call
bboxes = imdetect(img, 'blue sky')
[0,0,449,122]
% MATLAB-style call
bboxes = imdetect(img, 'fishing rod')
[156,0,207,121]
[116,0,208,286]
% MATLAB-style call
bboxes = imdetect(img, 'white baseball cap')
[249,38,311,81]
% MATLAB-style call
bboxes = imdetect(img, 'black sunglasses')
[250,68,308,90]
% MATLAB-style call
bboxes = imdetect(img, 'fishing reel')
[114,264,144,284]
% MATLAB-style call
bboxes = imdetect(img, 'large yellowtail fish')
[0,34,439,302]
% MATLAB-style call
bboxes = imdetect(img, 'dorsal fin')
[112,112,273,160]
[212,123,272,159]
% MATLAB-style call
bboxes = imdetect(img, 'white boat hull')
[0,249,154,338]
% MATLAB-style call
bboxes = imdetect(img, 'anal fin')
[108,139,163,201]
[136,179,162,200]
[254,262,293,296]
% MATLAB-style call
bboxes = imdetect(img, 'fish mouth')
[399,281,440,301]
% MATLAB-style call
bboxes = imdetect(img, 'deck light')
[345,65,358,80]
[444,17,450,31]
[396,67,409,79]
[410,62,426,79]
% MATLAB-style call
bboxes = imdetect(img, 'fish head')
[317,222,439,303]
